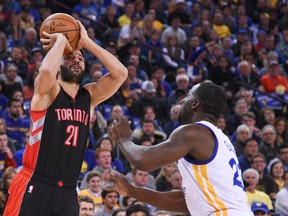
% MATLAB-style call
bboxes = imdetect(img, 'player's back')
[178,120,253,216]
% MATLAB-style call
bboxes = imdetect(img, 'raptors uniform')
[178,121,253,216]
[4,86,91,216]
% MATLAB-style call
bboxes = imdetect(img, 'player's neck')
[58,80,80,99]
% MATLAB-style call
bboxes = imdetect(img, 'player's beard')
[60,65,85,84]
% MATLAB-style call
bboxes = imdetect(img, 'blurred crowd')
[0,0,288,215]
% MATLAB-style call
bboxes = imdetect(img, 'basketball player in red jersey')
[3,20,127,216]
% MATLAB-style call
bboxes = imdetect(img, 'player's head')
[60,50,85,84]
[179,81,226,124]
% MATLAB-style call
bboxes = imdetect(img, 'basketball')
[39,13,80,54]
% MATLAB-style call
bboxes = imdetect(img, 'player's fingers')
[42,31,51,37]
[40,38,50,44]
[42,44,53,50]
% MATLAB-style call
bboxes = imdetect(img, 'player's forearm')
[127,186,189,213]
[39,35,67,78]
[83,38,127,79]
[118,140,158,172]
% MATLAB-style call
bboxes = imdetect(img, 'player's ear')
[191,99,200,110]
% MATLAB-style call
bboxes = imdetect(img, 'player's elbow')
[119,67,128,81]
[132,160,153,172]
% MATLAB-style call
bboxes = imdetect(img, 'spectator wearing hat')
[251,201,270,216]
[130,80,169,127]
[260,60,288,94]
[232,28,249,57]
[161,16,187,46]
[117,13,145,49]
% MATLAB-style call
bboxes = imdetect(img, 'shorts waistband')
[21,167,77,189]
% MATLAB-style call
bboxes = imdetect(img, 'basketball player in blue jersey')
[105,82,253,216]
[3,20,127,216]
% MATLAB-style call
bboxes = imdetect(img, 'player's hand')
[40,31,72,53]
[76,20,89,50]
[102,171,131,196]
[110,116,132,144]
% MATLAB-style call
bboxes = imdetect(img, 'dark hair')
[86,170,102,183]
[269,160,284,177]
[277,144,288,154]
[101,189,119,199]
[251,153,266,163]
[140,118,155,127]
[126,204,149,216]
[243,138,258,148]
[194,82,226,118]
[112,208,126,216]
[7,98,21,107]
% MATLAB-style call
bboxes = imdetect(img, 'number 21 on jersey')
[64,125,79,147]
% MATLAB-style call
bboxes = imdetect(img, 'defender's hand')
[110,116,132,144]
[102,171,131,196]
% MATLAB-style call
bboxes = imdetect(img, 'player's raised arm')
[35,32,72,96]
[76,21,128,107]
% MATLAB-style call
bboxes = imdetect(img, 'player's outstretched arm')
[103,171,189,213]
[110,117,195,172]
[76,21,128,107]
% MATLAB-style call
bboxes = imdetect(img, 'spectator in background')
[72,0,98,27]
[118,13,145,49]
[164,104,181,137]
[81,147,116,190]
[269,160,285,192]
[233,124,252,157]
[170,169,182,190]
[168,0,191,30]
[23,67,38,101]
[259,124,279,164]
[130,80,169,126]
[251,153,278,201]
[155,162,177,192]
[95,190,119,216]
[257,108,275,129]
[276,27,288,60]
[209,55,234,88]
[275,171,288,216]
[0,167,17,214]
[132,118,166,146]
[151,67,171,98]
[227,99,248,135]
[126,204,149,216]
[14,130,29,168]
[168,74,190,105]
[216,114,228,135]
[79,195,95,216]
[162,34,185,72]
[277,144,288,171]
[117,2,134,28]
[0,132,17,177]
[0,63,23,98]
[161,16,186,45]
[0,118,16,153]
[98,4,120,43]
[18,27,41,55]
[3,98,30,148]
[243,168,274,211]
[273,117,288,145]
[251,201,270,216]
[78,171,103,210]
[238,138,259,173]
[212,12,231,38]
[260,60,288,94]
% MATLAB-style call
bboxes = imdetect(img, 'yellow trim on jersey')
[193,164,228,216]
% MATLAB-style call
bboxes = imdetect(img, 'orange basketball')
[39,13,80,54]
